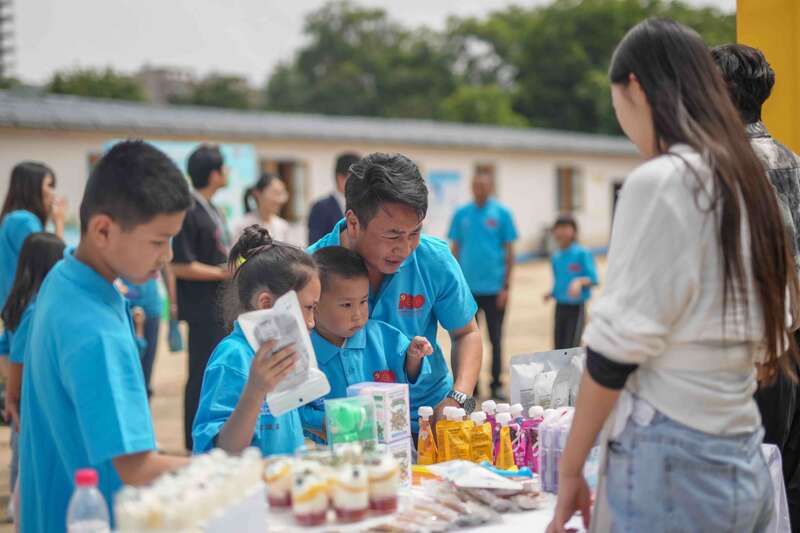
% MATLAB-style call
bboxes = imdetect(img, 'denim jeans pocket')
[663,453,737,532]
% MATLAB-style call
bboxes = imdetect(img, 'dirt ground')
[0,257,607,529]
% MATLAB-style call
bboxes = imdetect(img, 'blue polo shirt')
[300,319,429,431]
[9,299,35,364]
[0,210,43,356]
[193,321,304,457]
[308,220,477,426]
[551,242,599,304]
[19,251,156,532]
[448,199,518,295]
[120,278,162,318]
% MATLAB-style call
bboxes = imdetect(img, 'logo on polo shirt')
[399,293,425,310]
[568,263,581,273]
[373,370,397,383]
[486,218,498,229]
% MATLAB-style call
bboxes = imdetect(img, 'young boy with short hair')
[19,140,193,531]
[544,214,599,349]
[300,246,432,435]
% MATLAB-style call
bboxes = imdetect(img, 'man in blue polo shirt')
[448,171,518,399]
[308,153,482,427]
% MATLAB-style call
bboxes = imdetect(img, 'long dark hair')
[609,18,799,381]
[1,162,55,225]
[1,233,65,331]
[243,173,282,214]
[224,225,316,324]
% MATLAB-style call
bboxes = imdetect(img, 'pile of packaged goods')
[418,400,548,475]
[114,448,265,532]
[264,444,402,527]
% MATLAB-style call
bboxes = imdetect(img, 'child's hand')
[407,336,433,360]
[51,196,67,225]
[568,279,584,299]
[248,339,298,395]
[132,306,146,338]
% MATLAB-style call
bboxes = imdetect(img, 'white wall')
[0,127,640,252]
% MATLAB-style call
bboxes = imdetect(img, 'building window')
[556,165,584,212]
[259,159,308,223]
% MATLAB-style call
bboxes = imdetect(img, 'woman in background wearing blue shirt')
[0,162,66,358]
[0,232,64,520]
[544,214,599,350]
[193,225,321,456]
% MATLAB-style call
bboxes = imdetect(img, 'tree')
[48,68,145,101]
[438,84,528,127]
[450,0,735,133]
[171,74,253,109]
[264,1,458,119]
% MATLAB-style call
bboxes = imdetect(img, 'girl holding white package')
[192,225,321,456]
[548,18,799,533]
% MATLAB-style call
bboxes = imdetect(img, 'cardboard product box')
[384,437,413,488]
[346,382,410,444]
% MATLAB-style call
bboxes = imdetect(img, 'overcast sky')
[10,0,736,86]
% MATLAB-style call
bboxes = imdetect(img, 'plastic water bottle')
[66,469,110,533]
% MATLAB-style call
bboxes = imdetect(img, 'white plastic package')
[510,348,585,411]
[238,290,330,416]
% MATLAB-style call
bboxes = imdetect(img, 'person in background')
[19,140,192,531]
[171,144,232,451]
[548,19,797,532]
[117,275,164,397]
[0,162,65,359]
[713,43,800,531]
[193,225,320,457]
[0,232,64,523]
[448,171,518,400]
[232,172,291,243]
[307,152,360,245]
[544,214,598,350]
[308,153,482,429]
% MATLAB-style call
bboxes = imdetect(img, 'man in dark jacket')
[714,43,800,532]
[307,152,360,244]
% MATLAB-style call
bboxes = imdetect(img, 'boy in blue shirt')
[19,141,193,532]
[308,153,481,428]
[300,246,432,436]
[544,214,599,349]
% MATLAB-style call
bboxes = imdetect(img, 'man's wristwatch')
[446,390,477,414]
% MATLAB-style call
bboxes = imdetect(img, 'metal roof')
[0,91,637,156]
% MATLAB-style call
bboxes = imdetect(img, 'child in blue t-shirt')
[19,141,193,531]
[0,232,64,518]
[192,225,321,457]
[544,214,599,349]
[300,246,432,439]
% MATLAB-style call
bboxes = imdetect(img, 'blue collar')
[61,251,127,314]
[312,326,367,365]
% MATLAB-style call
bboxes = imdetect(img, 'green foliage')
[171,74,252,109]
[265,0,735,133]
[48,68,145,101]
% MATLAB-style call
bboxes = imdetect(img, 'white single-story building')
[0,91,641,254]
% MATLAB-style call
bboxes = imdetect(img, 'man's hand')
[496,289,509,310]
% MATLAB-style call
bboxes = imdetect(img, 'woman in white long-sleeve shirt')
[548,18,800,533]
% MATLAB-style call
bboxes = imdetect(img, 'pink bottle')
[482,400,499,446]
[510,404,527,467]
[523,406,545,472]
